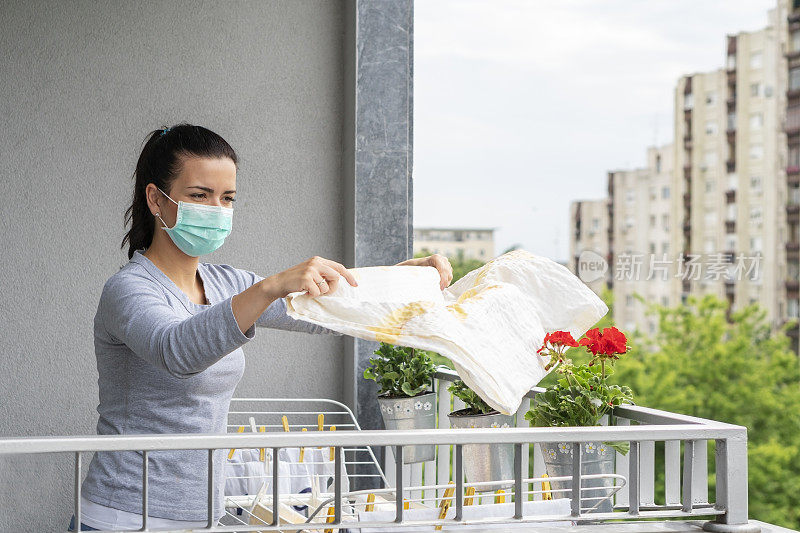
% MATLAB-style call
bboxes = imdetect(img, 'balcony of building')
[787,279,800,299]
[725,220,737,234]
[725,189,736,203]
[1,368,790,533]
[683,192,691,209]
[788,204,800,224]
[726,159,736,173]
[787,241,800,261]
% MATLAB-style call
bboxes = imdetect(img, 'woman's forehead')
[174,156,236,189]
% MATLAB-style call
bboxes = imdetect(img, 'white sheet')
[285,249,608,414]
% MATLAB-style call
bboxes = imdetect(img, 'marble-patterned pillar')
[342,0,414,485]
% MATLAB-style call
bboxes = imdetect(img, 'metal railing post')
[74,452,81,531]
[454,444,463,521]
[514,442,523,519]
[207,449,215,529]
[141,450,149,531]
[395,445,404,523]
[571,442,581,517]
[272,447,280,526]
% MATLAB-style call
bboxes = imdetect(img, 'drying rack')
[218,397,624,531]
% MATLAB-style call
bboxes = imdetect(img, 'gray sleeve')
[229,266,343,336]
[99,275,256,379]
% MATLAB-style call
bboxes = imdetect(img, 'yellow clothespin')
[464,486,476,506]
[494,490,505,504]
[281,415,290,433]
[299,428,308,462]
[541,474,553,500]
[258,426,266,462]
[435,483,455,531]
[329,426,336,461]
[317,414,325,448]
[227,426,245,459]
[404,499,410,510]
[365,493,376,512]
[324,505,336,533]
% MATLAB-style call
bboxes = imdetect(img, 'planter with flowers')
[363,342,438,463]
[525,327,633,513]
[447,380,515,490]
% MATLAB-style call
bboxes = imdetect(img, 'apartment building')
[569,198,609,295]
[413,227,496,261]
[572,4,800,349]
[570,146,673,333]
[783,0,800,348]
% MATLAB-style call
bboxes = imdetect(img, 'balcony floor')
[467,520,797,533]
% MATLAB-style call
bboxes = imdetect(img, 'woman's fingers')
[319,257,358,287]
[427,254,453,289]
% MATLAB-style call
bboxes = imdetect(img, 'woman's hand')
[264,256,359,299]
[395,254,453,290]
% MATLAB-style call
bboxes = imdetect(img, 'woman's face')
[147,156,237,228]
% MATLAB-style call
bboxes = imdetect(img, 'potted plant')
[363,342,438,463]
[525,327,633,513]
[447,380,515,491]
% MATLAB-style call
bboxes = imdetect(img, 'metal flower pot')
[448,409,515,491]
[377,391,436,464]
[540,441,616,513]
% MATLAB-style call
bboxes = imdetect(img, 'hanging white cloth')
[285,249,607,414]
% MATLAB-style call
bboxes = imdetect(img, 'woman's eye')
[225,196,236,203]
[190,193,206,199]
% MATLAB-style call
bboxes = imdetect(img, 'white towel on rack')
[284,249,607,414]
[224,447,350,500]
[354,498,573,531]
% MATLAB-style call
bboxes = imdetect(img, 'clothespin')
[258,426,266,462]
[435,484,455,531]
[329,426,336,461]
[464,486,476,506]
[317,414,324,448]
[281,415,290,433]
[227,426,245,459]
[403,499,410,510]
[299,428,308,462]
[541,474,553,500]
[494,490,505,504]
[365,493,376,512]
[324,505,336,533]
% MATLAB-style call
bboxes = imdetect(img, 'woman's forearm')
[231,278,278,335]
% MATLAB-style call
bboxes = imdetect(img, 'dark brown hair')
[121,123,239,259]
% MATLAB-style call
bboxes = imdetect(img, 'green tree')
[610,294,800,528]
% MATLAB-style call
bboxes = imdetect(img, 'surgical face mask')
[155,187,233,257]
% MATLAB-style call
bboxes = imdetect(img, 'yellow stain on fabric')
[445,284,502,322]
[367,301,436,343]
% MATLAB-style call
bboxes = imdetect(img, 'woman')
[68,123,452,531]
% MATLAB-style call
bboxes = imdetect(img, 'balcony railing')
[0,368,763,532]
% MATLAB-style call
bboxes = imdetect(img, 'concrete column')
[342,0,415,462]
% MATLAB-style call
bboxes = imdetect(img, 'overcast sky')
[414,0,775,262]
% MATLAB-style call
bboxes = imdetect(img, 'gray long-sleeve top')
[80,249,341,522]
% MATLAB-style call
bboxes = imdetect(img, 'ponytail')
[121,123,239,259]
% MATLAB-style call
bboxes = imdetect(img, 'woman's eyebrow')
[187,185,236,194]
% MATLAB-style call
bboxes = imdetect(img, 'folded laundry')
[285,249,608,414]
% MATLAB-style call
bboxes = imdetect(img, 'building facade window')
[750,51,763,69]
[791,68,800,91]
[705,91,716,106]
[705,120,718,135]
[662,186,670,199]
[750,83,760,97]
[749,144,764,160]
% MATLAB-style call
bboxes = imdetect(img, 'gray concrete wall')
[0,1,352,529]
